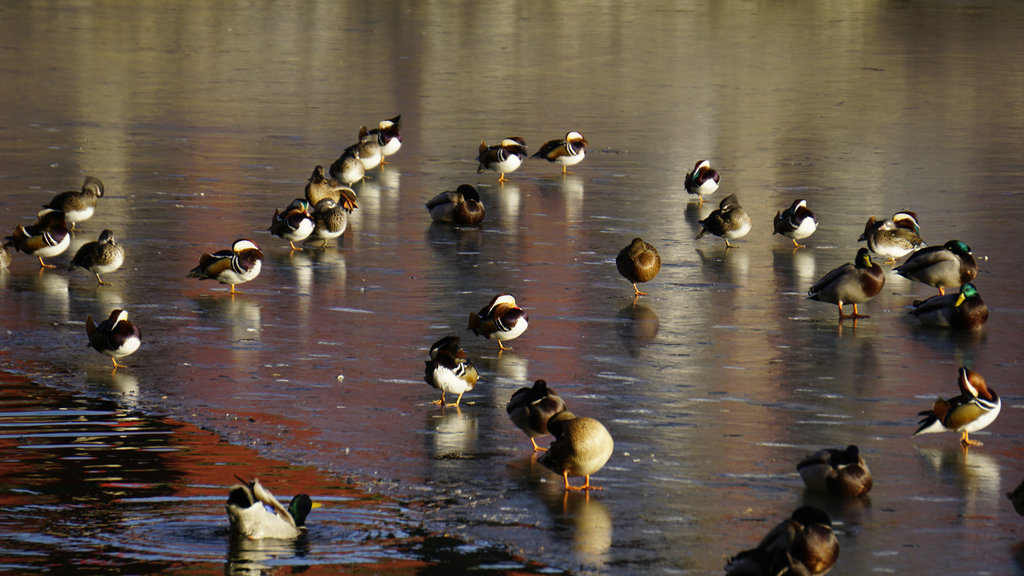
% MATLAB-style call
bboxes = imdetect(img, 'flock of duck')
[1,117,1016,573]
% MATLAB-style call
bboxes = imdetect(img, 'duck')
[773,199,818,248]
[423,335,479,407]
[1007,479,1024,516]
[226,477,314,540]
[269,198,315,250]
[858,214,925,264]
[539,411,614,491]
[891,211,921,234]
[914,366,1000,447]
[304,165,358,210]
[328,147,366,186]
[616,237,661,297]
[477,137,528,182]
[306,198,350,248]
[725,506,839,576]
[425,184,485,226]
[532,131,587,174]
[908,282,988,329]
[696,193,752,248]
[684,159,720,205]
[4,208,71,268]
[187,238,264,294]
[807,247,885,320]
[365,114,402,162]
[797,445,872,498]
[467,293,529,351]
[68,229,126,285]
[0,244,10,270]
[351,127,384,171]
[41,176,104,230]
[894,239,977,295]
[86,309,141,371]
[506,379,569,452]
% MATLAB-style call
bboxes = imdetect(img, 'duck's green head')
[955,283,980,306]
[289,494,314,527]
[944,239,972,254]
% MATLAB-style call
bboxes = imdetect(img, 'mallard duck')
[725,506,839,576]
[424,335,479,407]
[187,239,264,294]
[696,193,751,248]
[352,127,384,171]
[914,366,1000,447]
[4,208,71,268]
[616,237,661,297]
[532,131,587,174]
[1008,479,1024,516]
[506,379,568,452]
[467,293,529,351]
[908,282,987,329]
[797,445,872,498]
[41,176,104,230]
[269,198,315,250]
[68,229,125,285]
[86,309,141,371]
[538,411,614,491]
[808,248,885,320]
[425,184,485,226]
[226,477,314,540]
[858,215,925,263]
[328,147,366,185]
[477,137,528,182]
[306,198,351,248]
[773,199,818,248]
[684,159,720,205]
[895,239,977,295]
[304,165,358,210]
[365,114,402,162]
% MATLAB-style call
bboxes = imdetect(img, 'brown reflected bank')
[0,371,556,575]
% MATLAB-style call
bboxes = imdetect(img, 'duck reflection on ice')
[616,301,660,356]
[510,454,613,569]
[426,405,479,460]
[914,444,1002,517]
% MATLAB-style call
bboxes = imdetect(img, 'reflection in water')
[192,294,263,348]
[616,302,660,356]
[427,224,484,268]
[475,353,530,392]
[512,455,613,571]
[491,182,522,231]
[907,322,988,368]
[772,247,817,296]
[560,176,585,224]
[29,269,71,320]
[226,533,310,576]
[427,407,479,459]
[0,373,539,574]
[914,445,1003,518]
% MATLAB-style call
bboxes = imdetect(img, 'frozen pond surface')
[2,1,1024,574]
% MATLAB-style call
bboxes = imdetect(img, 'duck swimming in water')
[226,477,315,540]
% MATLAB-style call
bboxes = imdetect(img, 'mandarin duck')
[187,239,263,294]
[467,293,529,351]
[914,366,1000,447]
